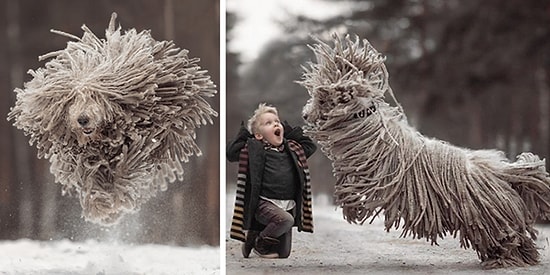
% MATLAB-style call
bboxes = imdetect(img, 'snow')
[225,191,550,274]
[0,239,219,275]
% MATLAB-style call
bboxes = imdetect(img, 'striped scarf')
[230,139,313,242]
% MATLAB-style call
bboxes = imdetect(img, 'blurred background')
[0,0,219,246]
[225,0,550,196]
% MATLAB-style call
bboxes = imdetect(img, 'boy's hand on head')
[283,120,294,135]
[236,121,252,142]
[283,121,304,141]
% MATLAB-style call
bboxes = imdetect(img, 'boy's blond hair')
[247,103,278,134]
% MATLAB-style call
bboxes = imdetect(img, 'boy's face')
[254,112,284,146]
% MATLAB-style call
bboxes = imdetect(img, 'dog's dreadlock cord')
[301,34,550,268]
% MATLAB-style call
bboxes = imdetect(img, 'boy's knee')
[271,213,294,230]
[280,213,294,227]
[277,231,292,258]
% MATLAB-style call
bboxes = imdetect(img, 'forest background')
[0,0,549,250]
[0,0,220,246]
[226,0,550,198]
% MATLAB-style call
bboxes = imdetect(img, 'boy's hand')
[236,121,252,142]
[283,120,303,140]
[283,120,294,135]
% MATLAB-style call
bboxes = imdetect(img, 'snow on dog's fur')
[299,34,550,268]
[8,13,217,225]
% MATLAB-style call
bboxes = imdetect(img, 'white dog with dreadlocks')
[299,34,550,268]
[8,13,217,225]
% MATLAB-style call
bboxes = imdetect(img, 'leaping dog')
[8,13,217,225]
[300,34,550,268]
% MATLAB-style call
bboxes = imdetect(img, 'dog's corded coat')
[300,34,550,268]
[8,13,217,225]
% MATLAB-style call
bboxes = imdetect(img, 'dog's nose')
[302,113,308,121]
[77,116,89,126]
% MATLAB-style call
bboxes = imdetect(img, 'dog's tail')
[506,152,550,224]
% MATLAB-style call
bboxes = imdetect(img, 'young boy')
[227,103,317,258]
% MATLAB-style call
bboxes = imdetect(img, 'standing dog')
[8,13,217,225]
[300,34,550,268]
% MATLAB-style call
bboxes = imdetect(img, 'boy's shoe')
[242,230,259,258]
[253,236,279,258]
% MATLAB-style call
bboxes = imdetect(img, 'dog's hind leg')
[481,233,539,268]
[506,153,550,222]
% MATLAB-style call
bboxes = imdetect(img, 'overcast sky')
[226,0,357,64]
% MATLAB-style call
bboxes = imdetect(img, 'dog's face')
[302,83,376,127]
[301,35,391,128]
[303,87,347,125]
[67,91,106,146]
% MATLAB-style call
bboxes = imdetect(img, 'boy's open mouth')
[274,129,281,137]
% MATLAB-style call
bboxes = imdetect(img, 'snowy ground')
[225,191,550,275]
[0,239,219,275]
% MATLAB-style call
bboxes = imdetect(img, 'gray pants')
[254,199,294,258]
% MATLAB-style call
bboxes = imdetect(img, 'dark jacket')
[227,123,316,231]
